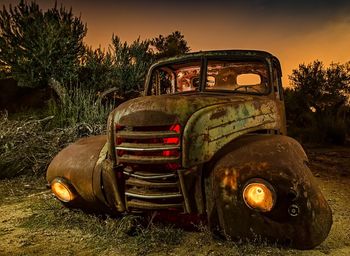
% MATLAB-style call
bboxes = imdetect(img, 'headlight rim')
[50,177,76,203]
[242,178,276,213]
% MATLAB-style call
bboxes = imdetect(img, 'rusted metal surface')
[178,167,204,214]
[112,94,283,168]
[126,177,178,188]
[127,200,183,210]
[125,190,182,199]
[107,108,117,163]
[206,134,332,249]
[183,98,281,167]
[112,50,285,168]
[46,136,109,209]
[116,130,179,139]
[123,170,176,180]
[100,159,125,212]
[113,93,248,126]
[118,155,179,164]
[116,142,179,151]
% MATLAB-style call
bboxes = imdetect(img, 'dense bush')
[78,47,115,92]
[286,61,350,144]
[47,86,115,129]
[0,1,190,103]
[151,31,190,59]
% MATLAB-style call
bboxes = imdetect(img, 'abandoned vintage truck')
[47,50,332,249]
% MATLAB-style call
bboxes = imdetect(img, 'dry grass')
[0,86,116,179]
[0,108,107,179]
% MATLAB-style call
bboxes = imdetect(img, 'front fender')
[207,134,332,249]
[46,135,108,210]
[183,99,281,168]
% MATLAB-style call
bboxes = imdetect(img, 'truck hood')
[111,92,281,167]
[113,92,267,126]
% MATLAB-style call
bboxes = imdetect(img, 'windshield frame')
[145,55,272,96]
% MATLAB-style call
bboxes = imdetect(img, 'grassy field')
[0,146,349,256]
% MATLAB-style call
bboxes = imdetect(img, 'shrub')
[47,86,115,129]
[286,60,350,145]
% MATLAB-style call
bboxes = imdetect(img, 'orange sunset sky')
[1,0,350,86]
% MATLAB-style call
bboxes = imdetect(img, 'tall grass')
[0,86,117,179]
[48,86,115,129]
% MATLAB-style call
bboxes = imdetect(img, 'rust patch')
[221,168,238,191]
[210,109,228,120]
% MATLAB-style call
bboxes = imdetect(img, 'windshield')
[149,58,269,95]
[206,60,269,94]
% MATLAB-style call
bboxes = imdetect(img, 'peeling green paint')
[183,99,280,167]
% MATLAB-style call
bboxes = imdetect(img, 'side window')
[150,69,175,95]
[150,70,160,95]
[149,61,201,95]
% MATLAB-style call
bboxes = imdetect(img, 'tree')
[151,31,190,59]
[0,0,87,88]
[111,35,153,99]
[287,60,350,144]
[289,61,350,113]
[79,47,115,92]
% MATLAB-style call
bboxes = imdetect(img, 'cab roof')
[152,50,277,67]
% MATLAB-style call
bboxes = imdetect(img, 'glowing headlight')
[51,177,75,202]
[242,179,276,212]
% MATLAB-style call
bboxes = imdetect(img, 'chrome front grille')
[115,128,181,165]
[115,125,184,212]
[123,167,184,211]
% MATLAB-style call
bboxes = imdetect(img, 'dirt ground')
[0,145,349,256]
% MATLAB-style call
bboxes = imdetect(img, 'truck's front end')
[105,50,285,213]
